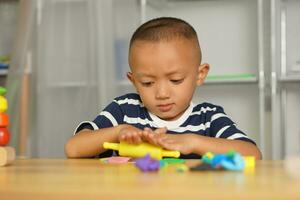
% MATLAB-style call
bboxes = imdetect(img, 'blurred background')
[0,0,299,160]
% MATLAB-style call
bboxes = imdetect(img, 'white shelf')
[46,82,92,88]
[205,77,258,84]
[0,69,8,76]
[279,75,300,83]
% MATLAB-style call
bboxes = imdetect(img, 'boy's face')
[128,39,209,121]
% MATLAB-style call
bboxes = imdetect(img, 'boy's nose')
[155,84,170,99]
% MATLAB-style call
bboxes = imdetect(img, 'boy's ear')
[127,72,139,92]
[127,72,135,84]
[196,63,210,86]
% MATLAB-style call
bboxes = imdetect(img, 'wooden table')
[0,159,300,200]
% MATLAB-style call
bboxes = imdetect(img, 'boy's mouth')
[157,103,173,112]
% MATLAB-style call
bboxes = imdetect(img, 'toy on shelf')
[0,146,15,166]
[0,87,16,167]
[0,55,10,70]
[103,141,180,160]
[0,87,9,146]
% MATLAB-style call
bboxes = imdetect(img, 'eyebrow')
[136,70,182,77]
[135,73,155,78]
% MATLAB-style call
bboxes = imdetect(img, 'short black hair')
[129,17,201,63]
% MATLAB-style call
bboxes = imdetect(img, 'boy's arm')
[64,126,121,158]
[65,124,143,158]
[190,134,261,159]
[145,132,262,160]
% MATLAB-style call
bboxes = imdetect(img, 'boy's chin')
[157,113,180,121]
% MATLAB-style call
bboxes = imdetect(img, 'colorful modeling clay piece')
[175,164,189,172]
[162,158,185,164]
[190,163,217,171]
[135,154,160,172]
[103,141,180,160]
[159,158,185,168]
[100,156,131,164]
[201,150,245,171]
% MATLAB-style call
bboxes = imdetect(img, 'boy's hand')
[119,125,197,155]
[157,134,198,155]
[143,129,197,155]
[118,125,143,144]
[118,125,167,145]
[141,127,167,146]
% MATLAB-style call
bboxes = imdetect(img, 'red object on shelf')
[0,127,10,146]
[0,113,9,127]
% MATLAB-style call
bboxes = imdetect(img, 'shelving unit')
[271,0,300,159]
[0,0,19,82]
[205,73,258,84]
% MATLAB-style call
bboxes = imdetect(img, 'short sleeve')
[74,100,124,134]
[209,105,256,145]
[73,100,125,158]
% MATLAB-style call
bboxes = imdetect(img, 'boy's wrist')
[117,124,131,135]
[189,134,204,154]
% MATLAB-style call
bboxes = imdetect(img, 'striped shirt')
[75,93,255,159]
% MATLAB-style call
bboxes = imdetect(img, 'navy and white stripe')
[75,93,256,158]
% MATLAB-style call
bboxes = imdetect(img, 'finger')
[132,131,143,144]
[130,132,138,144]
[159,141,179,151]
[124,134,132,143]
[145,128,156,136]
[151,134,164,146]
[124,133,134,144]
[157,136,174,147]
[155,127,167,135]
[119,134,126,141]
[144,127,152,131]
[136,131,143,143]
[143,131,158,146]
[142,129,152,141]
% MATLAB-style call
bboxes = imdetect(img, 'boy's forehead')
[129,38,201,70]
[129,39,199,62]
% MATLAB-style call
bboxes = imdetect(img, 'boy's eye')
[141,81,154,87]
[170,79,184,84]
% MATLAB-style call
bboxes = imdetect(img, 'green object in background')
[0,87,7,95]
[206,73,256,80]
[0,55,10,62]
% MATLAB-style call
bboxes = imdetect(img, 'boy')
[65,17,262,159]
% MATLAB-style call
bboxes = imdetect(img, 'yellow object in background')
[103,141,180,160]
[0,96,7,113]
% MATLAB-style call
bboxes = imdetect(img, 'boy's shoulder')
[192,102,224,112]
[114,93,141,102]
[112,93,143,108]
